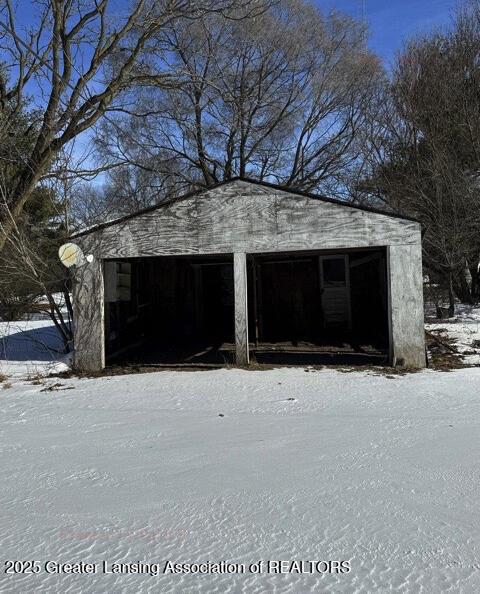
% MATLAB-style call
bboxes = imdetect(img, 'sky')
[2,0,460,184]
[11,0,459,64]
[320,0,457,65]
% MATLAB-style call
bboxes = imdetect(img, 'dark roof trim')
[70,176,420,239]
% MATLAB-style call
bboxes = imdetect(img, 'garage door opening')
[247,249,390,365]
[104,249,390,367]
[104,255,235,365]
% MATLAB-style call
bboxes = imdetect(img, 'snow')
[0,294,72,379]
[426,304,480,366]
[0,318,71,378]
[33,292,69,308]
[1,305,480,592]
[1,366,480,593]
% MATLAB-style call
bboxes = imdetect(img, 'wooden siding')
[71,179,426,371]
[76,180,421,259]
[388,244,426,368]
[234,253,249,365]
[72,259,105,372]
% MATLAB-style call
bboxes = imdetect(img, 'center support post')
[233,252,250,365]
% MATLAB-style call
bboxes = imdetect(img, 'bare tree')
[357,1,480,311]
[0,0,268,251]
[96,0,381,202]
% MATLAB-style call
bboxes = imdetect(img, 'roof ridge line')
[70,177,419,239]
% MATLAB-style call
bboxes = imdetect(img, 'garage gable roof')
[71,176,418,239]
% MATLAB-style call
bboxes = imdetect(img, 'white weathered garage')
[71,178,426,371]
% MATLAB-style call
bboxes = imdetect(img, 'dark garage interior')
[104,248,390,367]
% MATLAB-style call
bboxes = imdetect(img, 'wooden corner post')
[387,244,426,368]
[234,252,250,366]
[72,258,105,372]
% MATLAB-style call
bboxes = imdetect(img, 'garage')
[70,178,426,371]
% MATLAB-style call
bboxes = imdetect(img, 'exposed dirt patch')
[426,329,467,370]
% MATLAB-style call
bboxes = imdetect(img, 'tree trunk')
[452,267,476,305]
[448,272,455,317]
[469,264,480,302]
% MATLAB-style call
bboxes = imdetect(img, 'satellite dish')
[58,243,93,268]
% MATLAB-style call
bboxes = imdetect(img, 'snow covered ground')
[0,293,71,379]
[426,304,480,366]
[0,317,71,378]
[1,367,480,593]
[1,306,480,592]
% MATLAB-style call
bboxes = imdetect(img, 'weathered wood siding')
[388,245,426,368]
[234,252,249,365]
[72,179,426,371]
[76,180,421,258]
[72,259,105,372]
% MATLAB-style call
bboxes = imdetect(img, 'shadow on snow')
[0,324,66,362]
